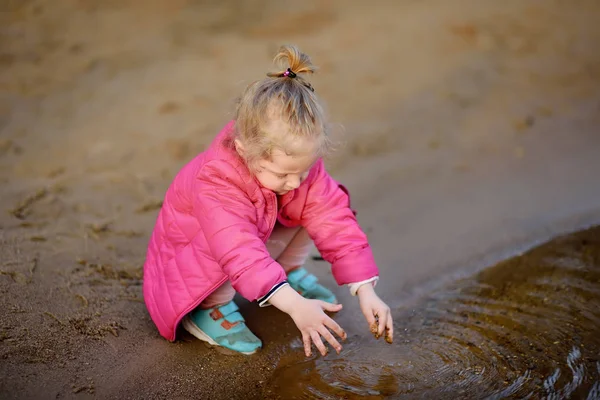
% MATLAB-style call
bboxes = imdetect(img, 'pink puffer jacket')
[143,120,379,341]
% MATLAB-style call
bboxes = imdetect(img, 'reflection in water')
[270,227,600,399]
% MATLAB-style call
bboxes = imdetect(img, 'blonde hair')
[233,45,331,167]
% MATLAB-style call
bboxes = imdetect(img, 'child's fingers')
[378,309,387,337]
[302,332,312,357]
[363,308,376,327]
[318,325,342,354]
[310,330,329,356]
[366,310,377,336]
[319,301,343,313]
[385,313,394,343]
[323,316,347,341]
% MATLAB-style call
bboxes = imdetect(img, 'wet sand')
[1,0,600,399]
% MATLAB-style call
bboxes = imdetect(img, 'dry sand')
[1,0,600,398]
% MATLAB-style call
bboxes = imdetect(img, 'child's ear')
[234,139,245,157]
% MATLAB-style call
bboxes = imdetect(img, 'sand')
[1,0,600,398]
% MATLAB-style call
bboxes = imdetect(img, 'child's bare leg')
[267,223,337,303]
[199,281,236,309]
[266,223,313,272]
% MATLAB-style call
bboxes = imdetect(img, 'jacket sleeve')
[193,160,287,302]
[301,159,379,285]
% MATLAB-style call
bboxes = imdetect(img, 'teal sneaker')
[287,267,337,304]
[181,300,262,355]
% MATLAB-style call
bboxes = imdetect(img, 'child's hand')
[289,298,347,357]
[357,283,393,343]
[268,285,346,357]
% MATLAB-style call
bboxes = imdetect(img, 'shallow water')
[270,227,600,399]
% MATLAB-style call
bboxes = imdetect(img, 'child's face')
[254,141,318,196]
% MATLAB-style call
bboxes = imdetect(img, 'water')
[270,226,600,399]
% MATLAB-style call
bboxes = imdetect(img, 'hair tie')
[283,68,297,78]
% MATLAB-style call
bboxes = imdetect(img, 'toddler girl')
[143,45,393,356]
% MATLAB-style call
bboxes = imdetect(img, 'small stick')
[27,257,38,283]
[10,188,48,219]
[43,311,64,325]
[74,293,89,308]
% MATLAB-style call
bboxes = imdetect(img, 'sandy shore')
[1,0,600,398]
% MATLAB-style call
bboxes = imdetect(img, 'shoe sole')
[181,316,259,356]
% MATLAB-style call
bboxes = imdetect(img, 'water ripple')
[270,227,600,399]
